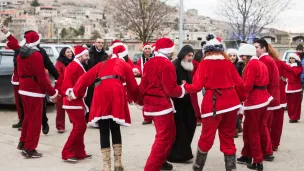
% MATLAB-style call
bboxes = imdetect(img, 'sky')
[169,0,304,33]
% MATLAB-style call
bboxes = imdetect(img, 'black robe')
[167,46,197,163]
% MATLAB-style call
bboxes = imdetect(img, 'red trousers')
[62,109,87,160]
[142,110,153,122]
[198,110,237,155]
[286,92,302,121]
[144,113,176,171]
[13,85,23,120]
[241,107,267,163]
[270,108,285,149]
[19,95,43,150]
[260,110,273,156]
[56,95,65,130]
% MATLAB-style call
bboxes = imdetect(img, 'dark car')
[0,50,15,104]
[132,53,142,65]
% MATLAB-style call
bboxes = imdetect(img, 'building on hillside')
[35,6,58,18]
[0,9,24,18]
[8,14,38,39]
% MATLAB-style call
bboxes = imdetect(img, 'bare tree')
[108,0,174,43]
[217,0,291,40]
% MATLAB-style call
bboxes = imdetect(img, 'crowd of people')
[1,24,303,171]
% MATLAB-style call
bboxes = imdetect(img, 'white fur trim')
[157,46,175,54]
[110,42,124,48]
[206,38,221,46]
[62,105,83,109]
[250,56,259,60]
[178,84,186,98]
[5,32,11,38]
[11,74,19,85]
[49,89,58,99]
[285,79,302,93]
[144,108,174,116]
[243,96,274,110]
[73,58,86,72]
[18,90,45,98]
[155,52,169,59]
[118,50,128,58]
[26,37,41,47]
[143,44,152,50]
[259,53,269,59]
[19,39,26,46]
[90,115,131,127]
[204,55,225,60]
[267,105,281,110]
[75,49,89,58]
[290,63,298,67]
[201,104,242,118]
[280,103,287,108]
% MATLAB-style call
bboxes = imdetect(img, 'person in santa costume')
[54,47,75,133]
[136,43,154,125]
[61,46,91,162]
[16,30,58,158]
[237,44,272,171]
[167,45,200,163]
[137,37,185,171]
[184,34,244,171]
[67,41,139,171]
[267,44,289,152]
[254,38,280,161]
[285,53,303,123]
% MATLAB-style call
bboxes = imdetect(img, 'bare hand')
[1,25,8,34]
[50,97,58,103]
[181,80,186,84]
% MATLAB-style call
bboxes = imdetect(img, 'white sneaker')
[90,122,99,128]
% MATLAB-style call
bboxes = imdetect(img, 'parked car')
[132,53,142,65]
[0,44,74,105]
[281,50,297,63]
[0,50,15,104]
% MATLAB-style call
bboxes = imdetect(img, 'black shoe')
[64,157,78,163]
[161,161,173,170]
[289,120,299,123]
[273,148,278,152]
[237,156,252,165]
[142,121,152,125]
[12,120,22,128]
[17,142,24,150]
[247,163,263,171]
[42,123,49,135]
[263,155,274,161]
[18,127,22,131]
[22,149,42,158]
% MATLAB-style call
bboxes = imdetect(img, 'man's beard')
[181,60,194,71]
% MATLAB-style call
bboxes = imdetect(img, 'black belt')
[94,75,122,86]
[253,85,266,90]
[206,87,233,117]
[20,75,37,82]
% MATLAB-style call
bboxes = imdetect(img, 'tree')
[217,0,290,40]
[78,26,85,38]
[91,30,101,40]
[60,28,68,39]
[31,0,40,7]
[109,0,174,43]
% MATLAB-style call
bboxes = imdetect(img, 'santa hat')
[204,34,225,53]
[154,37,175,54]
[151,44,155,51]
[288,53,301,62]
[238,44,256,57]
[142,43,152,51]
[227,49,239,56]
[74,46,89,58]
[109,40,128,59]
[24,31,40,47]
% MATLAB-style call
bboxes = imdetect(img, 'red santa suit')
[17,31,58,153]
[70,45,139,126]
[190,60,201,122]
[61,46,89,160]
[138,38,185,171]
[258,53,280,157]
[270,60,289,150]
[240,56,272,164]
[5,32,23,122]
[285,53,303,121]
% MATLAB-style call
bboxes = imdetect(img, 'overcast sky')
[169,0,304,33]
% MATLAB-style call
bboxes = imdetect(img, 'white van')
[281,50,298,63]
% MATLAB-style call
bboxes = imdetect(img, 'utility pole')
[178,0,184,51]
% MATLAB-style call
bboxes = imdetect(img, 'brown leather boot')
[113,144,124,171]
[101,148,111,171]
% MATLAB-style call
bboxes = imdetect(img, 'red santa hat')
[154,37,175,54]
[151,43,156,51]
[142,43,152,51]
[288,53,301,62]
[74,46,89,58]
[24,31,41,47]
[108,40,128,59]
